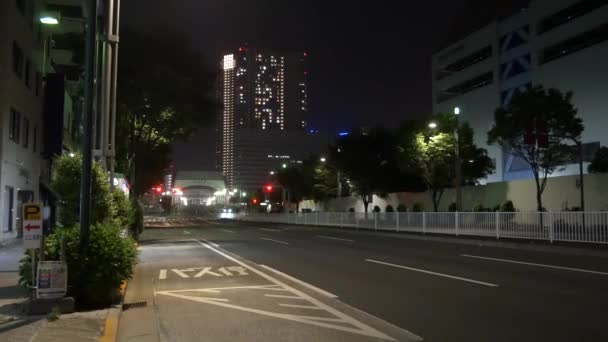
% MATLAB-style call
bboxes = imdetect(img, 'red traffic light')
[154,187,162,193]
[252,198,258,204]
[265,185,273,192]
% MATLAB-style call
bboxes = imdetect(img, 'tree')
[488,86,584,211]
[397,115,493,211]
[331,128,405,213]
[116,29,218,197]
[589,147,608,173]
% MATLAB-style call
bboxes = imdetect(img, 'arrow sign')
[23,203,43,249]
[25,224,41,231]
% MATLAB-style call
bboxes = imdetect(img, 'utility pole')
[80,0,98,255]
[454,107,462,211]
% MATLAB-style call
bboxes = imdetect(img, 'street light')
[270,171,275,175]
[320,157,326,163]
[282,163,287,169]
[428,122,438,129]
[40,16,59,25]
[454,107,461,115]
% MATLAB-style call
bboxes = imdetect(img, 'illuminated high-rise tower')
[220,47,310,190]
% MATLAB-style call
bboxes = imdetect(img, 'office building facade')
[220,47,317,190]
[432,0,608,183]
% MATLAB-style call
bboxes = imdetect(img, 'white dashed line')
[461,254,608,276]
[316,235,354,243]
[366,259,499,287]
[260,238,289,245]
[260,228,282,232]
[222,229,235,233]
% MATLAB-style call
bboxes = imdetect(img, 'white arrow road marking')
[260,265,337,298]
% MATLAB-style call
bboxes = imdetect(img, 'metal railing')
[238,211,608,244]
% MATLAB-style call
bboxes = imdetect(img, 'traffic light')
[265,185,273,192]
[154,187,162,193]
[252,198,258,205]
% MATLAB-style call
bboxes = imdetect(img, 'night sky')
[122,0,529,170]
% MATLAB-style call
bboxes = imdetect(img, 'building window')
[12,41,24,78]
[538,0,606,34]
[25,59,32,88]
[23,118,30,148]
[9,108,21,143]
[33,126,38,152]
[435,46,492,80]
[16,0,25,15]
[438,72,493,102]
[540,23,608,64]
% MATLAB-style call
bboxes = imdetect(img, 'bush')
[52,153,114,226]
[472,204,486,212]
[39,224,136,307]
[348,208,355,213]
[373,205,381,213]
[397,204,407,212]
[386,205,394,213]
[448,202,457,212]
[413,203,424,212]
[112,188,134,228]
[500,200,516,212]
[130,199,144,238]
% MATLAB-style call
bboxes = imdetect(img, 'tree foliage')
[331,128,408,213]
[397,114,493,211]
[589,147,608,173]
[487,86,583,211]
[52,153,114,226]
[116,29,218,196]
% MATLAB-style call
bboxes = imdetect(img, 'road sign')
[37,261,68,299]
[23,203,43,249]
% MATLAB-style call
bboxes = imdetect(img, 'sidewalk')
[0,241,109,341]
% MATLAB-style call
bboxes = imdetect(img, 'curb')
[99,280,127,342]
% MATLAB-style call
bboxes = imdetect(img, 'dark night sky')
[122,0,529,170]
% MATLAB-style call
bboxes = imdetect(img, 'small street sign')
[23,203,43,249]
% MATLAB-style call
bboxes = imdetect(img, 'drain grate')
[122,301,147,310]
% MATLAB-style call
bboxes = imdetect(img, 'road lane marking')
[183,230,191,235]
[194,267,222,277]
[366,259,499,288]
[260,238,290,245]
[159,269,167,280]
[461,254,608,276]
[260,228,283,232]
[264,294,305,299]
[200,238,220,247]
[317,235,354,243]
[259,264,338,298]
[191,240,407,341]
[279,303,324,310]
[222,229,235,233]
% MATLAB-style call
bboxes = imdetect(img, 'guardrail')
[238,212,608,244]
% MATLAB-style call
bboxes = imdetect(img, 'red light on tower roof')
[303,51,309,57]
[239,46,247,52]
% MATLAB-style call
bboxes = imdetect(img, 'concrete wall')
[300,173,608,212]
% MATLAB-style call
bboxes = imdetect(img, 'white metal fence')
[238,212,608,244]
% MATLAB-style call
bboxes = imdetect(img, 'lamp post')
[453,107,462,212]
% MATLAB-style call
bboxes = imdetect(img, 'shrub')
[386,205,394,212]
[500,200,516,212]
[19,223,137,307]
[413,202,424,212]
[373,205,381,213]
[52,153,114,226]
[397,204,407,212]
[448,202,457,212]
[492,204,501,212]
[473,204,486,212]
[47,223,137,307]
[112,188,134,229]
[348,208,355,213]
[130,199,144,238]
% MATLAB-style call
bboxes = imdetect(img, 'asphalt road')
[118,220,608,342]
